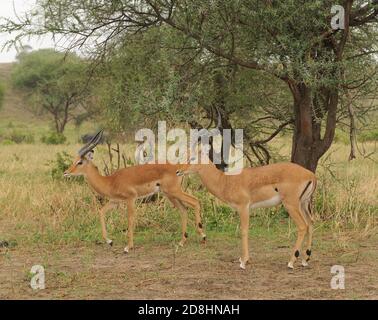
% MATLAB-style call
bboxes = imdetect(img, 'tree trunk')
[54,117,65,134]
[289,82,338,172]
[209,72,233,172]
[54,116,61,134]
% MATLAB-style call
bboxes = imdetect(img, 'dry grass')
[1,61,377,299]
[0,140,377,245]
[0,138,377,299]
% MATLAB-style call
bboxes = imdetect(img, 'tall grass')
[0,140,377,248]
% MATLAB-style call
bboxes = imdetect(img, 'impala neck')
[196,163,227,201]
[84,163,110,196]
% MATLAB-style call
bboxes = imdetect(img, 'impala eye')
[77,160,83,165]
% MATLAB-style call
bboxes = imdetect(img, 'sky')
[0,0,56,62]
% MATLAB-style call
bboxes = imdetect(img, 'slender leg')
[99,202,118,246]
[283,201,308,269]
[239,205,250,270]
[167,197,188,246]
[300,199,314,267]
[172,192,206,242]
[124,199,136,253]
[302,223,313,267]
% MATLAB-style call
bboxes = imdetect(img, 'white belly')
[250,194,281,209]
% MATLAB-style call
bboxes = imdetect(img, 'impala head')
[176,160,202,177]
[64,130,103,177]
[177,107,223,177]
[176,131,214,177]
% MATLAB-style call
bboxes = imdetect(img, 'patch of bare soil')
[0,235,377,299]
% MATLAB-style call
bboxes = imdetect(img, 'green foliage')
[50,152,71,180]
[1,139,15,145]
[360,130,378,142]
[41,131,67,145]
[49,151,83,182]
[1,0,377,169]
[99,27,291,138]
[11,49,93,133]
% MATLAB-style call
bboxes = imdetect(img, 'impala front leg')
[179,192,206,242]
[179,208,188,247]
[99,202,117,246]
[239,206,250,270]
[124,199,136,253]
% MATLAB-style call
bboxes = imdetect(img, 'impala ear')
[85,150,94,161]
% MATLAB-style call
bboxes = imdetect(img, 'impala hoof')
[301,260,309,267]
[287,261,294,269]
[106,239,113,246]
[239,257,247,270]
[124,246,129,253]
[201,235,207,244]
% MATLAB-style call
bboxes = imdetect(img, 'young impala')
[64,130,206,253]
[177,133,317,270]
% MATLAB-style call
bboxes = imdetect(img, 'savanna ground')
[0,64,377,300]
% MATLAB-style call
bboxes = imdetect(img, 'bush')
[41,132,67,145]
[49,151,84,182]
[6,130,35,144]
[1,139,16,145]
[360,130,378,142]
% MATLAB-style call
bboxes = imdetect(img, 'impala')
[64,130,206,253]
[177,133,317,270]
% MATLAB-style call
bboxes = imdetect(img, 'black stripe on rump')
[300,181,312,200]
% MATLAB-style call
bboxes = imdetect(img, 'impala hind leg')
[167,196,188,246]
[301,201,314,267]
[124,199,136,253]
[99,202,118,246]
[301,223,313,267]
[283,200,308,269]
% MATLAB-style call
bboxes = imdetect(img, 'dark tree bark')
[209,72,232,172]
[289,82,338,172]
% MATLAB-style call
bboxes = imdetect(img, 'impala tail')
[299,178,317,223]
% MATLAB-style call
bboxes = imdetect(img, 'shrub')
[1,139,15,145]
[49,151,83,182]
[7,130,35,144]
[360,130,378,142]
[41,132,67,145]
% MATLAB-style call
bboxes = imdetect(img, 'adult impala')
[64,130,206,253]
[177,133,317,270]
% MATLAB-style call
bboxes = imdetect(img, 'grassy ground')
[0,141,377,299]
[0,62,377,299]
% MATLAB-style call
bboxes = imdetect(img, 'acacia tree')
[12,49,93,133]
[95,27,292,167]
[2,0,377,171]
